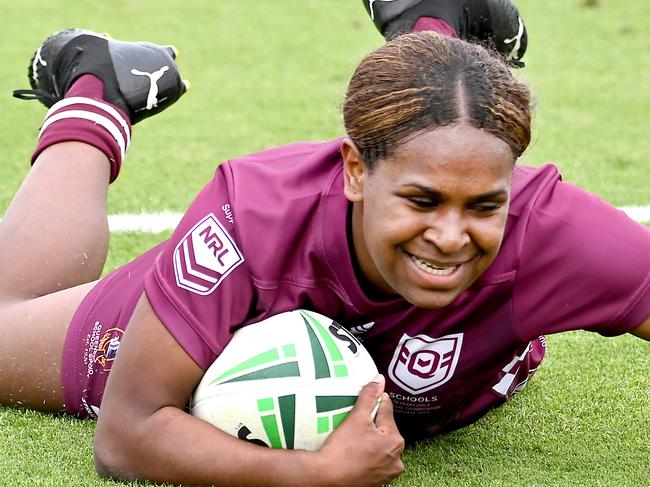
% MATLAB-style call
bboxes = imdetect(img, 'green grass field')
[0,1,648,485]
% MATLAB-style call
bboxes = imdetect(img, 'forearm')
[95,405,324,487]
[93,297,402,486]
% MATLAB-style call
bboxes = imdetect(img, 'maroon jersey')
[63,138,650,435]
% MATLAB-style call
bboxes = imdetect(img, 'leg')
[1,28,187,413]
[0,143,110,299]
[0,143,111,411]
[0,282,95,411]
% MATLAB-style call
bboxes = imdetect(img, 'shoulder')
[206,137,346,250]
[509,164,650,257]
[221,137,345,225]
[504,164,650,336]
[221,138,344,186]
[508,163,562,218]
[216,138,349,281]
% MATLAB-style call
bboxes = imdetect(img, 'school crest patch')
[388,333,463,394]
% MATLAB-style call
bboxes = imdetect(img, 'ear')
[341,138,367,202]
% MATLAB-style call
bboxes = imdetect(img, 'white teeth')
[410,255,458,276]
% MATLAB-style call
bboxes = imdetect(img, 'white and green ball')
[191,310,378,451]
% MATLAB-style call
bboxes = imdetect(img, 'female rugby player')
[1,4,648,486]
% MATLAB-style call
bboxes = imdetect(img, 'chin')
[402,289,461,309]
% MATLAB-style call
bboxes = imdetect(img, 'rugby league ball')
[191,310,378,451]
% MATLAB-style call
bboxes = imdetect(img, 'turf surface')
[0,1,648,485]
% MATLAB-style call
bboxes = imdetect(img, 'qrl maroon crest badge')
[388,333,464,394]
[173,213,244,295]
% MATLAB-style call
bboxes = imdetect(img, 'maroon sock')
[412,17,458,38]
[32,74,132,183]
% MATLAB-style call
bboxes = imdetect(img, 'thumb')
[349,374,385,420]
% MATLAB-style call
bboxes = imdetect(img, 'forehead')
[379,124,515,193]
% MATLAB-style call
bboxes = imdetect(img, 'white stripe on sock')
[46,96,131,147]
[39,110,127,160]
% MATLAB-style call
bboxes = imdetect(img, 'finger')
[349,374,385,419]
[373,392,399,431]
[370,394,382,421]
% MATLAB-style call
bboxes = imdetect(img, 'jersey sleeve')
[144,163,256,370]
[513,176,650,339]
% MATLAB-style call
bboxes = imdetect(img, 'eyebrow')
[404,184,509,202]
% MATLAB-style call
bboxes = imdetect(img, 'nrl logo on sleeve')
[388,333,463,394]
[173,213,244,295]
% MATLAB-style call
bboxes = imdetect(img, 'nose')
[422,209,470,254]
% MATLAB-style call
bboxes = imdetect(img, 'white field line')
[108,206,650,231]
[1,206,649,233]
[103,206,650,231]
[107,211,183,233]
[619,206,650,224]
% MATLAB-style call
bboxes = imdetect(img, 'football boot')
[13,28,188,124]
[363,0,527,67]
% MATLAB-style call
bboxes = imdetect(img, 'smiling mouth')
[408,253,460,276]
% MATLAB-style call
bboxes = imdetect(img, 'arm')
[630,314,650,341]
[94,294,404,486]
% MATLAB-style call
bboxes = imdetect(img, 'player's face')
[343,124,515,309]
